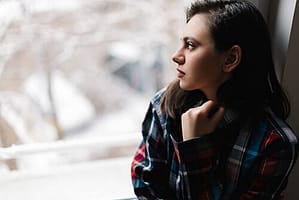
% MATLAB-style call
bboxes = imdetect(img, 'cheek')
[193,58,223,81]
[191,56,214,74]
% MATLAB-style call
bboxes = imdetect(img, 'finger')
[211,107,225,124]
[198,100,217,113]
[207,106,220,118]
[200,100,221,118]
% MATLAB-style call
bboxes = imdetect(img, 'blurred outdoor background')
[0,0,187,199]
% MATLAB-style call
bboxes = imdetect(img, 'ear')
[222,45,241,73]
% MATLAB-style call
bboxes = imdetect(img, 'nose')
[172,48,185,65]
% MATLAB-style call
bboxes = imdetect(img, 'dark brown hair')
[161,0,290,120]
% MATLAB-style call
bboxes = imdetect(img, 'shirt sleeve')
[171,128,298,200]
[171,134,220,199]
[131,102,170,199]
[237,130,298,199]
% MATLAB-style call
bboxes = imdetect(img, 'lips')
[176,68,185,78]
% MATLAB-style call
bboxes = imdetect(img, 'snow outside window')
[0,0,185,199]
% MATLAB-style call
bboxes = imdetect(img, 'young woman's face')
[172,14,229,100]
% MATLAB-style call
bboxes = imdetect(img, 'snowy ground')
[0,157,136,200]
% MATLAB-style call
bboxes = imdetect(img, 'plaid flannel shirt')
[131,89,298,200]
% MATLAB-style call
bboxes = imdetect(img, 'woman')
[131,0,298,199]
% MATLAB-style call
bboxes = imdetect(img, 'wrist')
[182,132,203,141]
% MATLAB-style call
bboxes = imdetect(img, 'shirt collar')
[219,109,239,128]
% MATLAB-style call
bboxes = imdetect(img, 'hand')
[181,100,225,141]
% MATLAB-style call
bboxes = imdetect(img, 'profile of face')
[172,13,240,101]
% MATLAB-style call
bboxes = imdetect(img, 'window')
[0,0,184,199]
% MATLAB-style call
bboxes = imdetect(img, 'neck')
[204,91,218,103]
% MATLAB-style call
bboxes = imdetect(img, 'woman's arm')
[171,134,221,199]
[174,105,298,200]
[131,103,170,199]
[169,100,224,199]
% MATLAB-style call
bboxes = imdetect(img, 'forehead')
[183,14,213,42]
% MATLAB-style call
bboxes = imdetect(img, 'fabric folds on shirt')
[131,88,298,200]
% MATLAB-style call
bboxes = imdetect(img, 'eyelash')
[185,41,195,50]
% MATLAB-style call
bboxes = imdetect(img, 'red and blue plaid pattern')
[131,89,298,199]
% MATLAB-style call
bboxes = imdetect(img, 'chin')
[179,81,197,91]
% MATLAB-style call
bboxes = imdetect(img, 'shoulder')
[264,112,298,145]
[149,87,166,113]
[150,87,166,106]
[145,88,168,125]
[253,111,298,154]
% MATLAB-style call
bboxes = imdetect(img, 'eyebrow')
[181,36,199,44]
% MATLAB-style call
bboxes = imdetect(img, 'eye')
[185,40,195,50]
